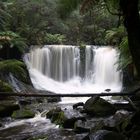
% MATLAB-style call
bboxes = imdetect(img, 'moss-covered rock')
[0,60,32,85]
[84,97,116,117]
[46,107,66,125]
[0,80,13,92]
[46,107,84,128]
[12,109,35,119]
[0,101,20,117]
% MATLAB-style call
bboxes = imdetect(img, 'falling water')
[24,45,122,102]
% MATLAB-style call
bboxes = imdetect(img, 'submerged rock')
[12,109,35,119]
[0,101,20,117]
[84,97,116,117]
[83,130,126,140]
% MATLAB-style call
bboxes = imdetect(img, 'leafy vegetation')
[0,0,139,86]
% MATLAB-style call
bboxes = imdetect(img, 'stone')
[0,101,20,117]
[73,102,84,109]
[46,107,85,129]
[84,97,116,117]
[74,120,90,133]
[83,130,126,140]
[47,97,61,103]
[12,109,35,119]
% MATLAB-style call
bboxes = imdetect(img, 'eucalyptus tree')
[58,0,140,78]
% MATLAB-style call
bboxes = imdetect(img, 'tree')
[58,0,140,78]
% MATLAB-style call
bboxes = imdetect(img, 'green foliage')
[118,37,132,70]
[105,26,126,45]
[58,0,82,18]
[105,26,132,69]
[0,31,27,53]
[45,33,66,44]
[12,109,35,119]
[0,60,28,83]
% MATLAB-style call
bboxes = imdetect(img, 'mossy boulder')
[0,80,13,92]
[46,107,85,128]
[46,107,66,126]
[12,109,35,119]
[84,97,116,117]
[0,101,20,117]
[0,60,31,84]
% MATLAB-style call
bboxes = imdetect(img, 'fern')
[105,26,126,45]
[118,37,132,70]
[0,31,27,53]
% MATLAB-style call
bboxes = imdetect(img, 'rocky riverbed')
[1,92,140,140]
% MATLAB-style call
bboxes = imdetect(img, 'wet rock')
[104,110,131,127]
[47,97,61,103]
[84,97,116,117]
[73,102,84,109]
[74,120,90,133]
[12,109,35,119]
[18,98,32,105]
[83,130,126,140]
[0,101,20,117]
[46,107,85,128]
[113,102,135,111]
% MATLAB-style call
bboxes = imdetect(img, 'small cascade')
[24,45,122,96]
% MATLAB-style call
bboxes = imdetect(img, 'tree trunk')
[120,0,140,78]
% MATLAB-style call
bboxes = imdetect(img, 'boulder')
[46,107,85,128]
[84,97,116,117]
[0,101,20,117]
[83,130,126,140]
[73,102,84,109]
[0,80,13,92]
[12,109,35,119]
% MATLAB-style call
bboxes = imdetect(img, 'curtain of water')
[24,45,122,94]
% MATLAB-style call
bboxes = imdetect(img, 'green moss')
[46,108,67,127]
[0,80,13,92]
[0,60,30,84]
[12,109,35,119]
[54,111,66,125]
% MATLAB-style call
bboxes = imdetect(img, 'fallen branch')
[0,87,140,97]
[0,92,137,97]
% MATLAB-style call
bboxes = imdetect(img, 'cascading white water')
[24,45,122,102]
[28,45,80,82]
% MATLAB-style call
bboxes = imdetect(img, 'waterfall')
[24,45,122,96]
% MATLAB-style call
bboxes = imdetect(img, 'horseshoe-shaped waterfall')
[24,45,122,102]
